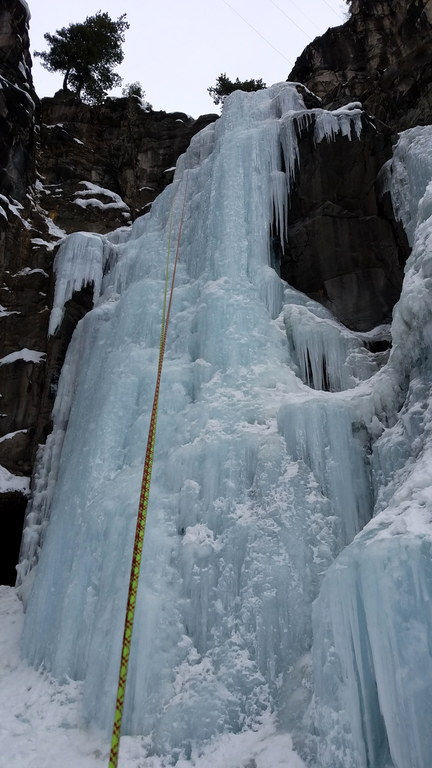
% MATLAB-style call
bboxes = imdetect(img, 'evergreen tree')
[34,12,129,103]
[208,73,266,107]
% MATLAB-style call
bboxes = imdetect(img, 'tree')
[208,73,266,107]
[122,81,153,111]
[122,81,144,99]
[34,12,129,103]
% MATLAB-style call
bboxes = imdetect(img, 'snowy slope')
[0,588,305,768]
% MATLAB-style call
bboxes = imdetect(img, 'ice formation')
[309,125,432,768]
[18,85,432,767]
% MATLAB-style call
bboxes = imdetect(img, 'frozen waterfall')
[17,84,432,767]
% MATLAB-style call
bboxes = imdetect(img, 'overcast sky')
[28,0,347,117]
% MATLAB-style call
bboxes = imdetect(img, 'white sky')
[27,0,347,117]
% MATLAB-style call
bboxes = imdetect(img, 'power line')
[269,1,315,40]
[321,0,344,19]
[220,0,294,66]
[277,0,324,35]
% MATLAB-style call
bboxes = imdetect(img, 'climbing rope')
[108,177,188,768]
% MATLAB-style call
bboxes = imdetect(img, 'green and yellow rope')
[108,180,188,768]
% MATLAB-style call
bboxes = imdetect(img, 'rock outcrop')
[289,0,432,132]
[0,0,35,198]
[282,110,409,330]
[38,90,217,234]
[0,0,42,586]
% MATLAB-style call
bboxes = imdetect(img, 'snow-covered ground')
[0,586,305,768]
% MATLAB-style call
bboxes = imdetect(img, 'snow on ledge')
[0,430,28,444]
[0,305,20,318]
[0,349,46,366]
[73,197,130,214]
[0,465,30,496]
[12,267,49,278]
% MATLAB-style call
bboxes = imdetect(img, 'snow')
[0,194,31,229]
[43,215,67,241]
[0,304,20,318]
[0,348,45,366]
[9,84,432,766]
[73,183,131,215]
[12,267,49,278]
[0,466,29,495]
[74,197,130,214]
[0,429,28,444]
[0,588,307,767]
[31,238,57,252]
[76,181,129,206]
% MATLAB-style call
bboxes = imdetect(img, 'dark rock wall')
[0,0,35,199]
[0,0,43,585]
[282,113,409,330]
[38,90,217,233]
[289,0,432,132]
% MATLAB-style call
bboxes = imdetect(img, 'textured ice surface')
[48,232,109,335]
[283,289,386,392]
[309,126,432,768]
[18,86,432,766]
[19,84,373,758]
[0,585,306,768]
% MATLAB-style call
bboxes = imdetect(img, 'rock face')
[282,111,409,330]
[289,0,432,132]
[0,0,35,198]
[38,90,217,234]
[0,0,42,586]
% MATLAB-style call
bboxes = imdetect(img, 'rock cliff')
[289,0,432,132]
[38,90,217,234]
[0,0,40,585]
[282,109,409,331]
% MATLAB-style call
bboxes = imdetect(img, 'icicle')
[49,232,108,335]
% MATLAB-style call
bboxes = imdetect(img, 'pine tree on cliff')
[34,12,129,103]
[208,73,266,107]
